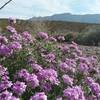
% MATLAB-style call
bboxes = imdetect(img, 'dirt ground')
[80,45,100,65]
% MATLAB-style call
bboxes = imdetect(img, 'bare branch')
[0,0,13,10]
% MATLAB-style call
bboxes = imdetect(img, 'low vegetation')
[0,19,100,46]
[0,18,100,100]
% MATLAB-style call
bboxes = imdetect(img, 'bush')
[65,33,74,43]
[85,31,100,46]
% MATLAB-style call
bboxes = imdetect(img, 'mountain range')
[30,13,100,24]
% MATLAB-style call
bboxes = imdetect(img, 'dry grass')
[0,19,100,35]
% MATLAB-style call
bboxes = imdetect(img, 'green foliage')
[65,33,73,43]
[75,28,100,46]
[0,49,29,80]
[85,31,100,46]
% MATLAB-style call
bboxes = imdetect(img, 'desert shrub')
[85,31,100,46]
[80,26,100,46]
[65,33,74,43]
[74,29,100,46]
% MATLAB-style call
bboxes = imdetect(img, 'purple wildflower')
[59,62,72,72]
[62,74,73,86]
[10,33,22,41]
[9,41,22,50]
[17,69,30,80]
[6,25,17,33]
[8,17,16,24]
[49,36,57,42]
[0,44,13,56]
[0,80,12,92]
[26,74,39,89]
[42,53,56,63]
[37,69,59,85]
[30,92,47,100]
[21,31,33,44]
[37,32,48,40]
[79,63,89,73]
[12,81,26,96]
[0,90,13,100]
[63,86,86,100]
[0,35,8,45]
[30,63,43,72]
[41,82,52,92]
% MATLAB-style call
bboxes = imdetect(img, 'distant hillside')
[30,13,100,24]
[0,19,100,35]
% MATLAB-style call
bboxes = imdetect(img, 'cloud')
[87,0,100,14]
[0,0,100,19]
[0,0,72,19]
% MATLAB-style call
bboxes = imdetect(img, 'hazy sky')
[0,0,100,19]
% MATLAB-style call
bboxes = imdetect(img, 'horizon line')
[0,12,100,20]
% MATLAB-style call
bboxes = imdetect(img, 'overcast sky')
[0,0,100,19]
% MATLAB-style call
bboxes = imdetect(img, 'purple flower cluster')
[30,63,43,72]
[21,31,33,44]
[8,17,16,24]
[30,92,47,100]
[79,62,89,73]
[58,44,69,53]
[86,77,100,98]
[6,25,17,33]
[56,35,65,41]
[12,81,26,96]
[0,90,19,100]
[37,32,48,40]
[0,44,13,56]
[9,41,22,50]
[41,52,56,63]
[10,33,22,41]
[0,34,21,56]
[62,74,73,86]
[0,65,12,92]
[63,86,86,100]
[0,35,8,45]
[26,74,39,89]
[17,69,39,89]
[59,62,75,73]
[0,20,35,57]
[37,68,59,85]
[0,18,100,100]
[49,36,57,42]
[0,65,20,100]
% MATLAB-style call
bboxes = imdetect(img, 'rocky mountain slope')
[30,13,100,24]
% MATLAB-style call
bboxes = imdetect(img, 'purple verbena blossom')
[30,92,47,100]
[63,86,86,100]
[12,81,26,96]
[62,74,73,86]
[37,32,48,40]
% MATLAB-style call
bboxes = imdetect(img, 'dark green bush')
[85,31,100,46]
[65,33,74,43]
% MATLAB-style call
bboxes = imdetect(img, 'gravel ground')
[80,45,100,65]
